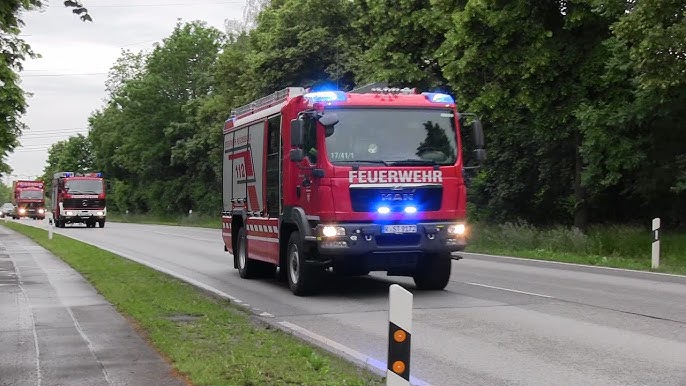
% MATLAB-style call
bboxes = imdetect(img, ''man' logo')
[381,193,414,201]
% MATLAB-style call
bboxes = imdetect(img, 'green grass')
[465,222,686,275]
[108,212,222,229]
[3,222,383,386]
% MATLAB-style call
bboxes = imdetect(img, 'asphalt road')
[12,218,686,385]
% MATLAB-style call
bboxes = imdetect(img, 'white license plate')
[382,225,417,234]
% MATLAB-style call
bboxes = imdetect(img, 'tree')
[244,0,357,94]
[439,0,623,229]
[89,21,224,214]
[0,1,91,175]
[41,134,95,193]
[351,0,452,90]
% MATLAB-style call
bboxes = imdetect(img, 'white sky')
[4,0,247,184]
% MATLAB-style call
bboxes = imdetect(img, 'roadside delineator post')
[46,211,54,240]
[652,217,660,269]
[387,284,412,386]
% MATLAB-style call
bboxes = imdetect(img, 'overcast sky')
[4,0,246,184]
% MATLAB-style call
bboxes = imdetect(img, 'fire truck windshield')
[19,190,43,199]
[324,108,458,166]
[65,180,103,194]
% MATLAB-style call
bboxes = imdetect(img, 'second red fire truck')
[51,172,107,228]
[12,180,46,220]
[222,86,485,295]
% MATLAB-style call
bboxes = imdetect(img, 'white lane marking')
[278,321,431,386]
[464,282,553,299]
[152,231,215,242]
[463,252,686,278]
[11,258,43,386]
[66,307,112,385]
[259,312,274,318]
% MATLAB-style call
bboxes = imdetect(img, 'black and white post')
[45,211,54,240]
[652,217,660,269]
[387,284,412,386]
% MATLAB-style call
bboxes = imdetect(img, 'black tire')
[98,220,105,228]
[286,231,321,296]
[235,227,275,278]
[57,217,65,228]
[413,252,452,290]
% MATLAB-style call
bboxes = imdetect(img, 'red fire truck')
[12,180,46,219]
[222,86,485,295]
[51,172,107,228]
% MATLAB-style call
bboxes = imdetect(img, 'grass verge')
[108,212,222,229]
[466,222,686,275]
[3,221,382,386]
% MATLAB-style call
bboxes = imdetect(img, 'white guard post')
[387,284,413,386]
[652,217,660,269]
[45,211,54,240]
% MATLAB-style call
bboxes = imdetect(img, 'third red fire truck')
[222,86,485,296]
[51,172,107,228]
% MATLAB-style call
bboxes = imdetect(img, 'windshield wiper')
[338,160,390,166]
[388,159,439,166]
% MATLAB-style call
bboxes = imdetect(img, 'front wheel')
[98,220,105,228]
[413,252,452,290]
[286,231,321,296]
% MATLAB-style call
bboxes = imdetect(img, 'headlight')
[96,211,104,216]
[66,211,74,216]
[322,225,345,237]
[38,208,45,214]
[19,208,26,214]
[447,223,466,235]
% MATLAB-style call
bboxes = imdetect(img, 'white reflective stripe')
[387,371,409,386]
[247,235,279,243]
[389,284,412,333]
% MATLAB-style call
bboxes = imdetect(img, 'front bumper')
[62,208,106,222]
[314,221,467,255]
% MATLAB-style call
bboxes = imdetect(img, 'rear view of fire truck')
[222,86,485,296]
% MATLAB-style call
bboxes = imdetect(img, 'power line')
[83,2,245,8]
[21,127,88,134]
[21,72,107,77]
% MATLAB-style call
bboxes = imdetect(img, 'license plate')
[382,225,417,234]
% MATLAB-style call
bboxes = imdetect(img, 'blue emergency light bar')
[422,92,455,104]
[303,91,347,103]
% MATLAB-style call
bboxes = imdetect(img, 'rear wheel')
[413,252,452,290]
[236,227,275,278]
[286,231,321,296]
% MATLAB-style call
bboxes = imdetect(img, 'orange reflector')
[393,360,406,374]
[393,329,407,343]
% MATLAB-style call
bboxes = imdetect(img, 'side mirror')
[472,119,485,149]
[290,148,304,162]
[291,119,304,147]
[319,112,339,138]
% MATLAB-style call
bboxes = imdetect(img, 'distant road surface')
[13,219,686,385]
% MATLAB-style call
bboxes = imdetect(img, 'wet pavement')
[0,227,187,386]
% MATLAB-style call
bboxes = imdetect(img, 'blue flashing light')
[304,91,347,103]
[377,206,391,214]
[404,206,417,214]
[96,173,102,177]
[422,92,455,104]
[65,172,72,177]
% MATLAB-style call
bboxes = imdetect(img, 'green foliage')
[0,0,91,176]
[466,222,686,274]
[40,134,95,192]
[63,0,685,227]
